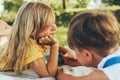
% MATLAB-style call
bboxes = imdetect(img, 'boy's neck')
[108,44,119,55]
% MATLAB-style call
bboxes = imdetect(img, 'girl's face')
[37,24,57,38]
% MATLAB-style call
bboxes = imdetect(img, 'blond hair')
[0,2,55,75]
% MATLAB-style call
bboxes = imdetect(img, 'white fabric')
[98,47,120,80]
[0,36,8,46]
[61,65,95,77]
[60,46,95,77]
[0,69,55,80]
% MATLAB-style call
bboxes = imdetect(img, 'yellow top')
[0,41,49,70]
[24,43,47,66]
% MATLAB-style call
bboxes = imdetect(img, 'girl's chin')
[52,34,56,37]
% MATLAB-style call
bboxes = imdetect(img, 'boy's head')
[68,10,119,66]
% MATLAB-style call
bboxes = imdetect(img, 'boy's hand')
[57,68,75,80]
[59,46,76,59]
[59,46,81,66]
[56,68,65,80]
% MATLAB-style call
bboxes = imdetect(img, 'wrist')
[51,42,59,48]
[51,39,59,47]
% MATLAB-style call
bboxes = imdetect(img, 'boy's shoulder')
[98,47,120,68]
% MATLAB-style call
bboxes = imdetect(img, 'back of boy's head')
[68,10,119,57]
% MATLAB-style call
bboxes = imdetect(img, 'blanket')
[0,69,55,80]
[61,65,96,76]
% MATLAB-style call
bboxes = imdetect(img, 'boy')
[57,10,120,80]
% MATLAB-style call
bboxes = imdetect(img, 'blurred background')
[0,0,120,46]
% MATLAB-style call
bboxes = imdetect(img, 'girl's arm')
[31,58,50,77]
[31,35,59,77]
[57,68,109,80]
[47,42,59,76]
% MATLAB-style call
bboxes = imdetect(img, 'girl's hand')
[38,35,58,46]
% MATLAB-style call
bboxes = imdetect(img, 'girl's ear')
[82,49,93,63]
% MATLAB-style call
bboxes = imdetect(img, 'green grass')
[56,27,68,46]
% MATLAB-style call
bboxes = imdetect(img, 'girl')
[0,2,59,78]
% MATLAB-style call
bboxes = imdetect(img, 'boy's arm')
[62,56,81,66]
[57,68,109,80]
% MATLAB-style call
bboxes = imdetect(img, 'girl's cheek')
[38,32,49,37]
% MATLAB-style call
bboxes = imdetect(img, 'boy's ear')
[82,49,93,62]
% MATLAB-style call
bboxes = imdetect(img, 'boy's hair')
[0,2,55,75]
[68,10,119,57]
